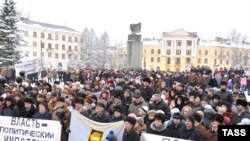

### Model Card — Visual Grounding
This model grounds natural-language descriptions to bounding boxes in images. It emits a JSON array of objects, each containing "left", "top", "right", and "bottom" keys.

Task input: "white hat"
[
  {"left": 156, "top": 110, "right": 165, "bottom": 115},
  {"left": 139, "top": 106, "right": 149, "bottom": 115}
]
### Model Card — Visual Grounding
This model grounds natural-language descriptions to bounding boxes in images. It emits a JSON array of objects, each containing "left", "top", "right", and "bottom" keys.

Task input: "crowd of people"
[{"left": 0, "top": 66, "right": 250, "bottom": 141}]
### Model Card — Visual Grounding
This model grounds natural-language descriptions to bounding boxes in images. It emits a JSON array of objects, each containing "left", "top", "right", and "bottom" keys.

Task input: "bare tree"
[
  {"left": 99, "top": 31, "right": 110, "bottom": 68},
  {"left": 227, "top": 28, "right": 241, "bottom": 67}
]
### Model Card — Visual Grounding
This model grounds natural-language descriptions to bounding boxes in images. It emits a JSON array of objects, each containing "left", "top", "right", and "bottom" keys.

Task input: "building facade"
[
  {"left": 18, "top": 18, "right": 83, "bottom": 71},
  {"left": 118, "top": 28, "right": 250, "bottom": 71}
]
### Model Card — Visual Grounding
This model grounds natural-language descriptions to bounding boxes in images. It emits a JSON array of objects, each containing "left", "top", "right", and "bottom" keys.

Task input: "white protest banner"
[
  {"left": 69, "top": 110, "right": 124, "bottom": 141},
  {"left": 15, "top": 59, "right": 39, "bottom": 75},
  {"left": 141, "top": 132, "right": 192, "bottom": 141},
  {"left": 0, "top": 116, "right": 61, "bottom": 141}
]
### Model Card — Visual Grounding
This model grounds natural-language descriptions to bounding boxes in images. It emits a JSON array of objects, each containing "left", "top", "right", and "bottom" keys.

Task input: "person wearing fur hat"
[
  {"left": 134, "top": 117, "right": 147, "bottom": 136},
  {"left": 145, "top": 110, "right": 156, "bottom": 130},
  {"left": 193, "top": 112, "right": 207, "bottom": 136},
  {"left": 230, "top": 99, "right": 250, "bottom": 125},
  {"left": 20, "top": 97, "right": 36, "bottom": 118},
  {"left": 110, "top": 105, "right": 124, "bottom": 122},
  {"left": 128, "top": 90, "right": 149, "bottom": 116},
  {"left": 140, "top": 77, "right": 153, "bottom": 102},
  {"left": 147, "top": 113, "right": 168, "bottom": 136},
  {"left": 166, "top": 112, "right": 184, "bottom": 138},
  {"left": 90, "top": 102, "right": 110, "bottom": 123},
  {"left": 214, "top": 80, "right": 233, "bottom": 104},
  {"left": 107, "top": 93, "right": 125, "bottom": 116},
  {"left": 1, "top": 96, "right": 20, "bottom": 117},
  {"left": 203, "top": 114, "right": 224, "bottom": 141},
  {"left": 74, "top": 97, "right": 89, "bottom": 118},
  {"left": 177, "top": 115, "right": 203, "bottom": 141},
  {"left": 122, "top": 116, "right": 140, "bottom": 141}
]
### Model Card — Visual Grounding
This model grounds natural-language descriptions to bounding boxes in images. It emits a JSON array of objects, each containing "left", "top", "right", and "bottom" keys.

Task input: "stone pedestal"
[{"left": 127, "top": 34, "right": 142, "bottom": 68}]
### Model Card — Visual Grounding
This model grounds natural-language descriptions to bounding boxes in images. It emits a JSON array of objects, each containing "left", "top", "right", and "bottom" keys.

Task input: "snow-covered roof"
[
  {"left": 143, "top": 40, "right": 161, "bottom": 46},
  {"left": 199, "top": 39, "right": 250, "bottom": 49},
  {"left": 17, "top": 18, "right": 80, "bottom": 34}
]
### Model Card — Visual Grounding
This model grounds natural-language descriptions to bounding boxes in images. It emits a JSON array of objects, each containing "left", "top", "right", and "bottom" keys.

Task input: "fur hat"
[
  {"left": 124, "top": 116, "right": 136, "bottom": 126},
  {"left": 220, "top": 81, "right": 227, "bottom": 86},
  {"left": 154, "top": 113, "right": 165, "bottom": 123},
  {"left": 147, "top": 110, "right": 157, "bottom": 116},
  {"left": 57, "top": 97, "right": 65, "bottom": 103},
  {"left": 114, "top": 105, "right": 123, "bottom": 114},
  {"left": 193, "top": 113, "right": 202, "bottom": 122},
  {"left": 143, "top": 77, "right": 151, "bottom": 84},
  {"left": 214, "top": 114, "right": 224, "bottom": 124},
  {"left": 55, "top": 108, "right": 65, "bottom": 120},
  {"left": 186, "top": 115, "right": 195, "bottom": 125},
  {"left": 106, "top": 131, "right": 116, "bottom": 141},
  {"left": 136, "top": 117, "right": 144, "bottom": 124},
  {"left": 75, "top": 97, "right": 84, "bottom": 104},
  {"left": 236, "top": 99, "right": 248, "bottom": 107},
  {"left": 24, "top": 97, "right": 33, "bottom": 104}
]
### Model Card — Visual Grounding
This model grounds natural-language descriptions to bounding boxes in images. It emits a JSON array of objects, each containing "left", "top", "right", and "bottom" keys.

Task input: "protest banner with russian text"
[{"left": 141, "top": 132, "right": 192, "bottom": 141}]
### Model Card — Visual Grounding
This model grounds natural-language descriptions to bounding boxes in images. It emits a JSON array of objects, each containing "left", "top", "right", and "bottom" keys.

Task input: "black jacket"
[
  {"left": 122, "top": 129, "right": 140, "bottom": 141},
  {"left": 177, "top": 126, "right": 204, "bottom": 141},
  {"left": 166, "top": 120, "right": 184, "bottom": 138},
  {"left": 140, "top": 86, "right": 153, "bottom": 102},
  {"left": 230, "top": 110, "right": 250, "bottom": 125},
  {"left": 149, "top": 100, "right": 171, "bottom": 120},
  {"left": 20, "top": 105, "right": 37, "bottom": 118},
  {"left": 90, "top": 111, "right": 110, "bottom": 123}
]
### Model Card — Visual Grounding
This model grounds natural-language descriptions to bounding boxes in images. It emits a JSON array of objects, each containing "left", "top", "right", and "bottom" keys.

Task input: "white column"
[
  {"left": 164, "top": 40, "right": 166, "bottom": 55},
  {"left": 172, "top": 40, "right": 175, "bottom": 56},
  {"left": 184, "top": 40, "right": 187, "bottom": 56},
  {"left": 193, "top": 39, "right": 197, "bottom": 57},
  {"left": 182, "top": 40, "right": 185, "bottom": 56},
  {"left": 161, "top": 40, "right": 165, "bottom": 55}
]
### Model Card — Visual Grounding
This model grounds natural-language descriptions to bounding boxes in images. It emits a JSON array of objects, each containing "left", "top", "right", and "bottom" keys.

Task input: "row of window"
[
  {"left": 32, "top": 52, "right": 76, "bottom": 59},
  {"left": 197, "top": 58, "right": 230, "bottom": 65},
  {"left": 34, "top": 42, "right": 78, "bottom": 51},
  {"left": 29, "top": 31, "right": 83, "bottom": 42},
  {"left": 165, "top": 40, "right": 193, "bottom": 47},
  {"left": 147, "top": 49, "right": 192, "bottom": 55},
  {"left": 148, "top": 57, "right": 191, "bottom": 64}
]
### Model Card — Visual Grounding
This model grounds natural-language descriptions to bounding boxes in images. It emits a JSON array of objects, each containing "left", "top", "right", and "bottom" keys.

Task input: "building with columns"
[{"left": 17, "top": 18, "right": 83, "bottom": 71}]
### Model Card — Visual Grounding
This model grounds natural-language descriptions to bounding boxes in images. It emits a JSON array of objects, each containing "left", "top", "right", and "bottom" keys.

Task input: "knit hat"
[
  {"left": 136, "top": 117, "right": 144, "bottom": 124},
  {"left": 170, "top": 108, "right": 180, "bottom": 115},
  {"left": 139, "top": 106, "right": 149, "bottom": 115},
  {"left": 114, "top": 105, "right": 123, "bottom": 114},
  {"left": 156, "top": 110, "right": 165, "bottom": 115},
  {"left": 106, "top": 131, "right": 116, "bottom": 141},
  {"left": 186, "top": 115, "right": 195, "bottom": 125},
  {"left": 127, "top": 113, "right": 137, "bottom": 119},
  {"left": 214, "top": 114, "right": 224, "bottom": 124},
  {"left": 224, "top": 116, "right": 231, "bottom": 125},
  {"left": 241, "top": 118, "right": 250, "bottom": 125},
  {"left": 236, "top": 99, "right": 248, "bottom": 107},
  {"left": 173, "top": 112, "right": 182, "bottom": 119},
  {"left": 55, "top": 108, "right": 65, "bottom": 120},
  {"left": 154, "top": 113, "right": 165, "bottom": 123},
  {"left": 193, "top": 113, "right": 202, "bottom": 123},
  {"left": 124, "top": 116, "right": 136, "bottom": 126}
]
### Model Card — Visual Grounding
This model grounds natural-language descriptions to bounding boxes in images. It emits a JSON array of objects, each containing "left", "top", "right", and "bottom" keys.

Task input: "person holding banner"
[
  {"left": 122, "top": 116, "right": 140, "bottom": 141},
  {"left": 1, "top": 96, "right": 20, "bottom": 117}
]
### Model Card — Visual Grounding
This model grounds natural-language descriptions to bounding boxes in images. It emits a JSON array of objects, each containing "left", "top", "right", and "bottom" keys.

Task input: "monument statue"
[{"left": 130, "top": 22, "right": 141, "bottom": 34}]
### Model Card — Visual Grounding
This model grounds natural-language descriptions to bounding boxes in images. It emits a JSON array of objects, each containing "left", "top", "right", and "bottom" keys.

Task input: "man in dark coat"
[
  {"left": 166, "top": 112, "right": 184, "bottom": 138},
  {"left": 90, "top": 102, "right": 110, "bottom": 123},
  {"left": 122, "top": 116, "right": 140, "bottom": 141},
  {"left": 177, "top": 115, "right": 204, "bottom": 141},
  {"left": 149, "top": 93, "right": 171, "bottom": 120},
  {"left": 20, "top": 97, "right": 36, "bottom": 118},
  {"left": 230, "top": 99, "right": 250, "bottom": 125},
  {"left": 147, "top": 112, "right": 168, "bottom": 136},
  {"left": 215, "top": 81, "right": 232, "bottom": 103},
  {"left": 140, "top": 77, "right": 153, "bottom": 102}
]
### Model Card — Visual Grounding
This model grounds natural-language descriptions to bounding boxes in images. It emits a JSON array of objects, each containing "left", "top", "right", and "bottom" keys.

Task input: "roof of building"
[
  {"left": 162, "top": 28, "right": 198, "bottom": 37},
  {"left": 199, "top": 39, "right": 250, "bottom": 49},
  {"left": 18, "top": 18, "right": 80, "bottom": 34},
  {"left": 143, "top": 39, "right": 161, "bottom": 46}
]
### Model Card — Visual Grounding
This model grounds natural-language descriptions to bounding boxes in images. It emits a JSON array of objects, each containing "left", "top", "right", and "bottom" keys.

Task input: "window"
[
  {"left": 75, "top": 46, "right": 78, "bottom": 51},
  {"left": 151, "top": 57, "right": 154, "bottom": 62},
  {"left": 143, "top": 57, "right": 146, "bottom": 67},
  {"left": 62, "top": 36, "right": 65, "bottom": 41},
  {"left": 48, "top": 53, "right": 51, "bottom": 58},
  {"left": 214, "top": 59, "right": 217, "bottom": 64},
  {"left": 187, "top": 40, "right": 192, "bottom": 46},
  {"left": 33, "top": 52, "right": 37, "bottom": 57},
  {"left": 48, "top": 34, "right": 52, "bottom": 39},
  {"left": 220, "top": 59, "right": 222, "bottom": 64},
  {"left": 33, "top": 42, "right": 37, "bottom": 47},
  {"left": 41, "top": 33, "right": 44, "bottom": 38},
  {"left": 62, "top": 54, "right": 65, "bottom": 59},
  {"left": 176, "top": 40, "right": 182, "bottom": 46},
  {"left": 215, "top": 50, "right": 217, "bottom": 56},
  {"left": 167, "top": 40, "right": 172, "bottom": 46},
  {"left": 55, "top": 35, "right": 59, "bottom": 40},
  {"left": 41, "top": 52, "right": 44, "bottom": 57},
  {"left": 186, "top": 50, "right": 191, "bottom": 55},
  {"left": 198, "top": 50, "right": 202, "bottom": 55},
  {"left": 68, "top": 36, "right": 72, "bottom": 42},
  {"left": 157, "top": 49, "right": 161, "bottom": 54},
  {"left": 62, "top": 45, "right": 65, "bottom": 50},
  {"left": 198, "top": 58, "right": 201, "bottom": 64},
  {"left": 68, "top": 54, "right": 71, "bottom": 59},
  {"left": 176, "top": 50, "right": 181, "bottom": 55},
  {"left": 227, "top": 51, "right": 229, "bottom": 56},
  {"left": 144, "top": 49, "right": 146, "bottom": 54},
  {"left": 41, "top": 42, "right": 44, "bottom": 48},
  {"left": 55, "top": 44, "right": 59, "bottom": 49},
  {"left": 205, "top": 50, "right": 208, "bottom": 55},
  {"left": 157, "top": 57, "right": 160, "bottom": 62},
  {"left": 167, "top": 58, "right": 171, "bottom": 64},
  {"left": 33, "top": 32, "right": 37, "bottom": 38},
  {"left": 226, "top": 60, "right": 229, "bottom": 65},
  {"left": 204, "top": 58, "right": 208, "bottom": 64},
  {"left": 55, "top": 53, "right": 58, "bottom": 59},
  {"left": 75, "top": 37, "right": 78, "bottom": 42},
  {"left": 176, "top": 58, "right": 181, "bottom": 64},
  {"left": 48, "top": 43, "right": 52, "bottom": 49},
  {"left": 186, "top": 58, "right": 191, "bottom": 63},
  {"left": 151, "top": 49, "right": 154, "bottom": 54},
  {"left": 69, "top": 45, "right": 72, "bottom": 51},
  {"left": 166, "top": 50, "right": 171, "bottom": 55}
]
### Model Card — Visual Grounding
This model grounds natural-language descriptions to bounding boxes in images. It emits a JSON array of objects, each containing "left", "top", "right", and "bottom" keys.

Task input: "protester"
[
  {"left": 33, "top": 101, "right": 51, "bottom": 120},
  {"left": 122, "top": 116, "right": 140, "bottom": 141}
]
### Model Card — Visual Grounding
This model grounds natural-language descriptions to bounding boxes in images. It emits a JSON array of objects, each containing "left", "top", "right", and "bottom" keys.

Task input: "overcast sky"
[{"left": 4, "top": 0, "right": 250, "bottom": 45}]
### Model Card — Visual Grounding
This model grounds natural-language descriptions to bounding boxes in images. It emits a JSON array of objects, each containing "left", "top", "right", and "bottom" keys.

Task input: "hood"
[{"left": 150, "top": 122, "right": 167, "bottom": 132}]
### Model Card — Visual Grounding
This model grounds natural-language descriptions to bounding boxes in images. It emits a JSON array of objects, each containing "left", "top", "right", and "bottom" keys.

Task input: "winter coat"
[
  {"left": 203, "top": 129, "right": 218, "bottom": 141},
  {"left": 140, "top": 86, "right": 153, "bottom": 102},
  {"left": 1, "top": 105, "right": 20, "bottom": 117},
  {"left": 215, "top": 89, "right": 233, "bottom": 103},
  {"left": 177, "top": 126, "right": 204, "bottom": 141},
  {"left": 90, "top": 111, "right": 110, "bottom": 123},
  {"left": 208, "top": 78, "right": 218, "bottom": 88},
  {"left": 230, "top": 110, "right": 250, "bottom": 125},
  {"left": 196, "top": 123, "right": 207, "bottom": 136},
  {"left": 110, "top": 115, "right": 124, "bottom": 122},
  {"left": 122, "top": 129, "right": 140, "bottom": 141},
  {"left": 147, "top": 122, "right": 168, "bottom": 136},
  {"left": 166, "top": 120, "right": 184, "bottom": 138},
  {"left": 32, "top": 111, "right": 52, "bottom": 120},
  {"left": 20, "top": 105, "right": 37, "bottom": 118},
  {"left": 149, "top": 100, "right": 171, "bottom": 120},
  {"left": 128, "top": 100, "right": 148, "bottom": 116},
  {"left": 122, "top": 97, "right": 132, "bottom": 115}
]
